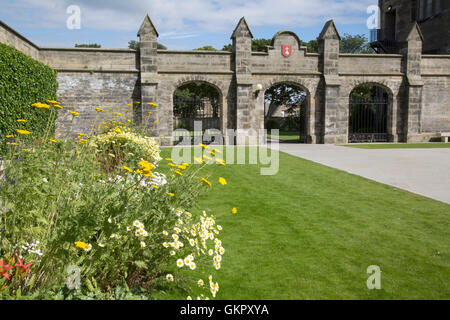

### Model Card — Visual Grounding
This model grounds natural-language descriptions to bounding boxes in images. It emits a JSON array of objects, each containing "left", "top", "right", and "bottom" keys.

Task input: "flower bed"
[{"left": 0, "top": 101, "right": 227, "bottom": 300}]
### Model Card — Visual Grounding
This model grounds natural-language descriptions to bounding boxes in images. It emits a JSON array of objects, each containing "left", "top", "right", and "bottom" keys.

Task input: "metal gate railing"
[
  {"left": 349, "top": 97, "right": 388, "bottom": 143},
  {"left": 173, "top": 96, "right": 220, "bottom": 145}
]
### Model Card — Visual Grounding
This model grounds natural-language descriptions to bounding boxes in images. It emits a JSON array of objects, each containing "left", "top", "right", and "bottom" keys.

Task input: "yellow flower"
[
  {"left": 147, "top": 102, "right": 158, "bottom": 107},
  {"left": 212, "top": 148, "right": 222, "bottom": 154},
  {"left": 168, "top": 193, "right": 175, "bottom": 197},
  {"left": 68, "top": 110, "right": 80, "bottom": 116},
  {"left": 16, "top": 119, "right": 27, "bottom": 123},
  {"left": 113, "top": 127, "right": 122, "bottom": 133},
  {"left": 200, "top": 143, "right": 208, "bottom": 149},
  {"left": 232, "top": 208, "right": 238, "bottom": 214},
  {"left": 49, "top": 139, "right": 58, "bottom": 143},
  {"left": 218, "top": 177, "right": 227, "bottom": 185},
  {"left": 174, "top": 170, "right": 183, "bottom": 176},
  {"left": 95, "top": 108, "right": 104, "bottom": 112},
  {"left": 6, "top": 142, "right": 18, "bottom": 146},
  {"left": 32, "top": 102, "right": 50, "bottom": 109},
  {"left": 54, "top": 105, "right": 63, "bottom": 109},
  {"left": 16, "top": 129, "right": 31, "bottom": 135},
  {"left": 123, "top": 166, "right": 133, "bottom": 173},
  {"left": 113, "top": 112, "right": 122, "bottom": 116},
  {"left": 74, "top": 241, "right": 89, "bottom": 250},
  {"left": 194, "top": 157, "right": 204, "bottom": 164},
  {"left": 152, "top": 185, "right": 159, "bottom": 189},
  {"left": 154, "top": 120, "right": 159, "bottom": 124},
  {"left": 201, "top": 178, "right": 212, "bottom": 188},
  {"left": 6, "top": 135, "right": 14, "bottom": 138}
]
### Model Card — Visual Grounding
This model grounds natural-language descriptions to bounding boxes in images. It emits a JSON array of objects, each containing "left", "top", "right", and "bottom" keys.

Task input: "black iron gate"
[
  {"left": 349, "top": 97, "right": 388, "bottom": 143},
  {"left": 173, "top": 96, "right": 220, "bottom": 144}
]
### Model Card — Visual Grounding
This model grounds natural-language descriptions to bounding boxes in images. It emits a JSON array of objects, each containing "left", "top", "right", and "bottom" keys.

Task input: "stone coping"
[
  {"left": 0, "top": 20, "right": 39, "bottom": 50},
  {"left": 40, "top": 47, "right": 136, "bottom": 53}
]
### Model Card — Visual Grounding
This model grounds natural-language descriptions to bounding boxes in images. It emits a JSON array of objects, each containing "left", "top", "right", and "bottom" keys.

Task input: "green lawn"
[
  {"left": 342, "top": 143, "right": 450, "bottom": 149},
  {"left": 267, "top": 131, "right": 300, "bottom": 142},
  {"left": 158, "top": 147, "right": 450, "bottom": 300}
]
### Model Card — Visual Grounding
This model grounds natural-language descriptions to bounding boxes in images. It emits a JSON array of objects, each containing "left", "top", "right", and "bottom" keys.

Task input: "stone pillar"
[
  {"left": 318, "top": 20, "right": 344, "bottom": 144},
  {"left": 138, "top": 15, "right": 167, "bottom": 143},
  {"left": 401, "top": 23, "right": 424, "bottom": 143},
  {"left": 232, "top": 17, "right": 262, "bottom": 145}
]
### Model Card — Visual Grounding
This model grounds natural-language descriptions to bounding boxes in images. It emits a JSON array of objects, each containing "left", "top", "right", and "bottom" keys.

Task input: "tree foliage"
[
  {"left": 194, "top": 46, "right": 217, "bottom": 51},
  {"left": 128, "top": 41, "right": 167, "bottom": 50},
  {"left": 339, "top": 33, "right": 373, "bottom": 54},
  {"left": 265, "top": 84, "right": 307, "bottom": 117}
]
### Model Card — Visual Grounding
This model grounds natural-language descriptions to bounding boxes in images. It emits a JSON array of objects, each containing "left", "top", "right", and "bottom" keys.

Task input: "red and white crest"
[{"left": 282, "top": 45, "right": 292, "bottom": 58}]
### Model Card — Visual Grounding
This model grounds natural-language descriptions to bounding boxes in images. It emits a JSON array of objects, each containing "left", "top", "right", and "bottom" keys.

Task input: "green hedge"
[{"left": 0, "top": 43, "right": 58, "bottom": 153}]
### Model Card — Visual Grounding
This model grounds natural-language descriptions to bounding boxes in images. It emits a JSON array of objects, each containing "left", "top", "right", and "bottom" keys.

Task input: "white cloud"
[{"left": 3, "top": 0, "right": 376, "bottom": 34}]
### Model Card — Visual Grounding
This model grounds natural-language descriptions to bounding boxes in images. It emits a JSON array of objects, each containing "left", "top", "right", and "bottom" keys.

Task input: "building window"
[
  {"left": 411, "top": 0, "right": 417, "bottom": 21},
  {"left": 417, "top": 0, "right": 441, "bottom": 21}
]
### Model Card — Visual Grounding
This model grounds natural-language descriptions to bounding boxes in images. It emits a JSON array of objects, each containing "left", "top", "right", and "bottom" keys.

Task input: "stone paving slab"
[{"left": 272, "top": 144, "right": 450, "bottom": 205}]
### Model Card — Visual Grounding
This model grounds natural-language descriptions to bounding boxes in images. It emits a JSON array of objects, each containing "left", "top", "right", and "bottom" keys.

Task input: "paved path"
[{"left": 272, "top": 143, "right": 450, "bottom": 205}]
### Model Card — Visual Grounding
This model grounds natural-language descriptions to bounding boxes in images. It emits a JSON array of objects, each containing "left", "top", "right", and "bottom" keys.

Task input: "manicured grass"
[
  {"left": 159, "top": 147, "right": 450, "bottom": 300},
  {"left": 268, "top": 131, "right": 300, "bottom": 142},
  {"left": 341, "top": 143, "right": 450, "bottom": 149}
]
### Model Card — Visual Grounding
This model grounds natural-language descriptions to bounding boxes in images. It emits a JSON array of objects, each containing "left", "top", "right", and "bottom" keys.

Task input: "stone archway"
[
  {"left": 347, "top": 82, "right": 394, "bottom": 143},
  {"left": 257, "top": 80, "right": 313, "bottom": 143},
  {"left": 170, "top": 78, "right": 225, "bottom": 145}
]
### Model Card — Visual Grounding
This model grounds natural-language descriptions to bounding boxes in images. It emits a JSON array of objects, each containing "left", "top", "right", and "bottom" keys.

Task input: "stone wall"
[
  {"left": 55, "top": 72, "right": 140, "bottom": 137},
  {"left": 379, "top": 0, "right": 450, "bottom": 54},
  {"left": 0, "top": 21, "right": 40, "bottom": 60},
  {"left": 1, "top": 15, "right": 450, "bottom": 145}
]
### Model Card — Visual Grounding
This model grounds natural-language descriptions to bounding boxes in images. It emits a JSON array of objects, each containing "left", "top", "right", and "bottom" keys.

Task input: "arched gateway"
[
  {"left": 134, "top": 16, "right": 449, "bottom": 145},
  {"left": 2, "top": 15, "right": 449, "bottom": 145}
]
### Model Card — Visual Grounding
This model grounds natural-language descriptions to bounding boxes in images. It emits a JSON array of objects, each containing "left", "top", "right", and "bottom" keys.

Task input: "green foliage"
[
  {"left": 194, "top": 46, "right": 217, "bottom": 51},
  {"left": 1, "top": 117, "right": 226, "bottom": 300},
  {"left": 340, "top": 33, "right": 373, "bottom": 54},
  {"left": 88, "top": 128, "right": 162, "bottom": 172},
  {"left": 75, "top": 44, "right": 102, "bottom": 48},
  {"left": 251, "top": 39, "right": 272, "bottom": 52},
  {"left": 302, "top": 39, "right": 318, "bottom": 53},
  {"left": 128, "top": 41, "right": 167, "bottom": 50},
  {"left": 350, "top": 83, "right": 378, "bottom": 99},
  {"left": 222, "top": 44, "right": 232, "bottom": 51},
  {"left": 0, "top": 43, "right": 58, "bottom": 155}
]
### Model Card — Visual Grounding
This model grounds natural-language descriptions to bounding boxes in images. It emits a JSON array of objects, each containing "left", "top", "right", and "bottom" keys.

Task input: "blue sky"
[{"left": 0, "top": 0, "right": 377, "bottom": 50}]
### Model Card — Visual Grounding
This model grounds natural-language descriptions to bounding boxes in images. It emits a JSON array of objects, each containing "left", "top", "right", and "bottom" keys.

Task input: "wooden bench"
[{"left": 441, "top": 132, "right": 450, "bottom": 143}]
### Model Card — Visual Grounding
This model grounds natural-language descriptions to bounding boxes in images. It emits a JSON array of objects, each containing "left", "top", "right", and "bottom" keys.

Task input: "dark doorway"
[
  {"left": 349, "top": 84, "right": 389, "bottom": 143},
  {"left": 173, "top": 82, "right": 221, "bottom": 145}
]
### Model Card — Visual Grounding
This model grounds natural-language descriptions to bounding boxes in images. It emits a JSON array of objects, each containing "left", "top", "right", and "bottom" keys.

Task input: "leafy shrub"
[
  {"left": 0, "top": 43, "right": 58, "bottom": 154},
  {"left": 88, "top": 128, "right": 162, "bottom": 172}
]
